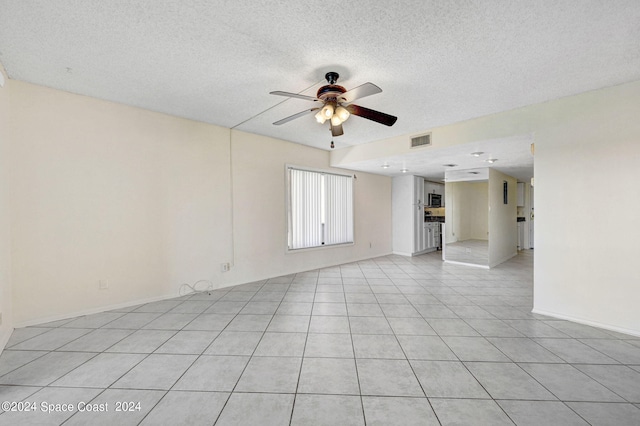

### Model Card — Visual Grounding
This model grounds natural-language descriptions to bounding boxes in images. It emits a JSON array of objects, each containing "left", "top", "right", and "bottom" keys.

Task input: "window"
[{"left": 287, "top": 166, "right": 354, "bottom": 250}]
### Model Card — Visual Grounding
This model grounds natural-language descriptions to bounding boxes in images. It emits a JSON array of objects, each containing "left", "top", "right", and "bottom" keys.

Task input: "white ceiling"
[
  {"left": 1, "top": 1, "right": 639, "bottom": 178},
  {"left": 341, "top": 134, "right": 535, "bottom": 181}
]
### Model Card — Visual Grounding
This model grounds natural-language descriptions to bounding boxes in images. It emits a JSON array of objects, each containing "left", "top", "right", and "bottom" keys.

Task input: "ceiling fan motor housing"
[
  {"left": 317, "top": 85, "right": 346, "bottom": 102},
  {"left": 317, "top": 72, "right": 346, "bottom": 102}
]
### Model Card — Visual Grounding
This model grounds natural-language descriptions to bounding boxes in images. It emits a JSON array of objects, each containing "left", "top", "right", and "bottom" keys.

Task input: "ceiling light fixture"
[
  {"left": 471, "top": 152, "right": 484, "bottom": 157},
  {"left": 485, "top": 159, "right": 498, "bottom": 164},
  {"left": 468, "top": 171, "right": 479, "bottom": 174},
  {"left": 335, "top": 106, "right": 350, "bottom": 122},
  {"left": 381, "top": 164, "right": 390, "bottom": 169},
  {"left": 400, "top": 168, "right": 409, "bottom": 173},
  {"left": 321, "top": 103, "right": 334, "bottom": 119},
  {"left": 443, "top": 164, "right": 458, "bottom": 167}
]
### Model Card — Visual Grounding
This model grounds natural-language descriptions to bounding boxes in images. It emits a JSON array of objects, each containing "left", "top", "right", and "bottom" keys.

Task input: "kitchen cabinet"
[
  {"left": 424, "top": 180, "right": 445, "bottom": 207},
  {"left": 414, "top": 176, "right": 425, "bottom": 206},
  {"left": 423, "top": 223, "right": 430, "bottom": 251},
  {"left": 392, "top": 175, "right": 441, "bottom": 255},
  {"left": 433, "top": 223, "right": 441, "bottom": 249},
  {"left": 393, "top": 175, "right": 428, "bottom": 256},
  {"left": 423, "top": 222, "right": 441, "bottom": 251},
  {"left": 413, "top": 176, "right": 425, "bottom": 253}
]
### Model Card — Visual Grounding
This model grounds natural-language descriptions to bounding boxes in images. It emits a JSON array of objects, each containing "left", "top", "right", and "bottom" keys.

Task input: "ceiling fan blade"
[
  {"left": 273, "top": 108, "right": 319, "bottom": 125},
  {"left": 346, "top": 104, "right": 397, "bottom": 126},
  {"left": 339, "top": 82, "right": 382, "bottom": 103},
  {"left": 331, "top": 122, "right": 344, "bottom": 137},
  {"left": 270, "top": 91, "right": 321, "bottom": 102}
]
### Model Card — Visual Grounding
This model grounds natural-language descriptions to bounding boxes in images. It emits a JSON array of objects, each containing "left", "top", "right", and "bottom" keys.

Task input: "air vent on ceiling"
[{"left": 410, "top": 133, "right": 431, "bottom": 148}]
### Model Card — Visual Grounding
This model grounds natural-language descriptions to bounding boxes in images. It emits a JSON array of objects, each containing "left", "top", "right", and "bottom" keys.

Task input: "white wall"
[
  {"left": 488, "top": 169, "right": 517, "bottom": 267},
  {"left": 6, "top": 80, "right": 392, "bottom": 328},
  {"left": 0, "top": 63, "right": 13, "bottom": 350},
  {"left": 533, "top": 82, "right": 640, "bottom": 336}
]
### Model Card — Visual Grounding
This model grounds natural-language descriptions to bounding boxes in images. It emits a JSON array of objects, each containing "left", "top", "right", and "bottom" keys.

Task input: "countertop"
[{"left": 425, "top": 216, "right": 445, "bottom": 223}]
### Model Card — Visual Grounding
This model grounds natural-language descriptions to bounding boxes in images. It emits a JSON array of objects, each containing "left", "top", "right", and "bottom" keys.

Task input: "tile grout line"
[{"left": 288, "top": 270, "right": 320, "bottom": 426}]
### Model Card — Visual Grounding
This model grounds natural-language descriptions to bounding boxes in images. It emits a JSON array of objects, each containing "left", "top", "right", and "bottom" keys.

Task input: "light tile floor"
[{"left": 1, "top": 250, "right": 640, "bottom": 425}]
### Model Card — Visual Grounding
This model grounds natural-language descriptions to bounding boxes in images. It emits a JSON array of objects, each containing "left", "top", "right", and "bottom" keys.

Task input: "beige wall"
[
  {"left": 460, "top": 182, "right": 489, "bottom": 241},
  {"left": 7, "top": 80, "right": 392, "bottom": 327},
  {"left": 445, "top": 181, "right": 488, "bottom": 243},
  {"left": 0, "top": 63, "right": 13, "bottom": 348},
  {"left": 534, "top": 82, "right": 640, "bottom": 336},
  {"left": 9, "top": 80, "right": 234, "bottom": 325},
  {"left": 488, "top": 169, "right": 517, "bottom": 267},
  {"left": 228, "top": 131, "right": 391, "bottom": 283}
]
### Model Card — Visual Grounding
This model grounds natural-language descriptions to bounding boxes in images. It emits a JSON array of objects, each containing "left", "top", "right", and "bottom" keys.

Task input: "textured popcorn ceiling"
[{"left": 1, "top": 0, "right": 639, "bottom": 159}]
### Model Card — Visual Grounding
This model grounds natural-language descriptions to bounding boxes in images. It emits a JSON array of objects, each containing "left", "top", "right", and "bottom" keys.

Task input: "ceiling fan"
[{"left": 270, "top": 72, "right": 397, "bottom": 137}]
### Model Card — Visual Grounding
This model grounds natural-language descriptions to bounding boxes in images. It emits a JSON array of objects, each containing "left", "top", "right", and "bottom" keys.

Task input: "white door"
[{"left": 414, "top": 205, "right": 424, "bottom": 253}]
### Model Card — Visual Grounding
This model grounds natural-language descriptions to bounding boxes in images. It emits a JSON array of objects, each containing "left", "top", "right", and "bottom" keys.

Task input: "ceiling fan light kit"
[{"left": 270, "top": 72, "right": 397, "bottom": 138}]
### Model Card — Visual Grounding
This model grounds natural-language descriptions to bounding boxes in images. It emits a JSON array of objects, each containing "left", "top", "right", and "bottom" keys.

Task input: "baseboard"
[
  {"left": 0, "top": 327, "right": 13, "bottom": 355},
  {"left": 531, "top": 308, "right": 640, "bottom": 338},
  {"left": 412, "top": 248, "right": 437, "bottom": 257},
  {"left": 443, "top": 259, "right": 490, "bottom": 269},
  {"left": 392, "top": 249, "right": 437, "bottom": 257},
  {"left": 489, "top": 252, "right": 517, "bottom": 268},
  {"left": 14, "top": 251, "right": 397, "bottom": 329},
  {"left": 14, "top": 293, "right": 180, "bottom": 328}
]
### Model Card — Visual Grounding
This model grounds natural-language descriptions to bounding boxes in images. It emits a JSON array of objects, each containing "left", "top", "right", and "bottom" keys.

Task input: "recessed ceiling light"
[
  {"left": 468, "top": 171, "right": 479, "bottom": 174},
  {"left": 443, "top": 164, "right": 458, "bottom": 167},
  {"left": 485, "top": 159, "right": 498, "bottom": 164},
  {"left": 381, "top": 164, "right": 390, "bottom": 169},
  {"left": 400, "top": 168, "right": 409, "bottom": 173},
  {"left": 471, "top": 152, "right": 484, "bottom": 157}
]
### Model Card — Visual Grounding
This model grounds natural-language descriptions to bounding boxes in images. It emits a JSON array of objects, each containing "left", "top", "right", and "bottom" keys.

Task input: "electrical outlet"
[
  {"left": 99, "top": 280, "right": 109, "bottom": 290},
  {"left": 221, "top": 263, "right": 231, "bottom": 272}
]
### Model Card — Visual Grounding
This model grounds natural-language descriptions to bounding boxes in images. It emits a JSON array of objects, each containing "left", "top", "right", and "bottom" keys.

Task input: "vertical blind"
[{"left": 289, "top": 167, "right": 354, "bottom": 250}]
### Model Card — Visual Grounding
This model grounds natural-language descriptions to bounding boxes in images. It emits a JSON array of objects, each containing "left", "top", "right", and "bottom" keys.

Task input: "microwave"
[{"left": 427, "top": 193, "right": 442, "bottom": 207}]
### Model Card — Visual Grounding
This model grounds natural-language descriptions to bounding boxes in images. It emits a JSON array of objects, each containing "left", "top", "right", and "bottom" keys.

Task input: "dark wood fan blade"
[
  {"left": 339, "top": 83, "right": 382, "bottom": 103},
  {"left": 331, "top": 123, "right": 344, "bottom": 137},
  {"left": 270, "top": 91, "right": 321, "bottom": 102},
  {"left": 346, "top": 104, "right": 397, "bottom": 126},
  {"left": 273, "top": 108, "right": 319, "bottom": 125}
]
